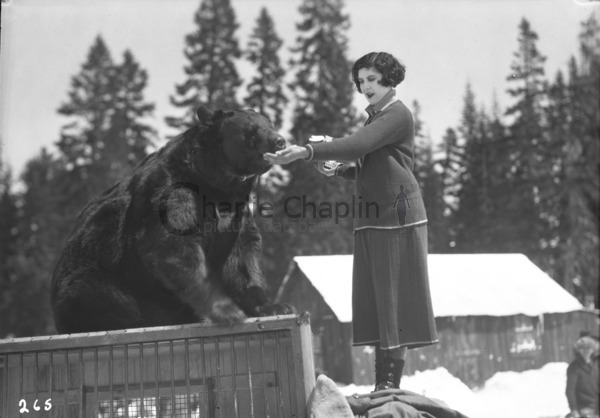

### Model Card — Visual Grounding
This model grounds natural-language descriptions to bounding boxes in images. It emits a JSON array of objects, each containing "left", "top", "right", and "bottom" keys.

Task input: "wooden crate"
[{"left": 0, "top": 313, "right": 315, "bottom": 418}]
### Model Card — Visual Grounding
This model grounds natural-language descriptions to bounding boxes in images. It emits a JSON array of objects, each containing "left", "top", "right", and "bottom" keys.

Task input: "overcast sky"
[{"left": 1, "top": 0, "right": 597, "bottom": 177}]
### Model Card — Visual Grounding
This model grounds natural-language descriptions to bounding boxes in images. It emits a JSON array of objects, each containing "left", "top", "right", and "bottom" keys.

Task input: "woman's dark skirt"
[{"left": 352, "top": 224, "right": 438, "bottom": 350}]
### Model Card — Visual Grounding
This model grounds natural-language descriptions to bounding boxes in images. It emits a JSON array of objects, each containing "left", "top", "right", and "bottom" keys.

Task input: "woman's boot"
[
  {"left": 374, "top": 347, "right": 405, "bottom": 391},
  {"left": 373, "top": 346, "right": 383, "bottom": 392}
]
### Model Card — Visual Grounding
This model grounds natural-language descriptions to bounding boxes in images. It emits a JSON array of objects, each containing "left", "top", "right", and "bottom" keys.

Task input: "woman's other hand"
[
  {"left": 264, "top": 145, "right": 309, "bottom": 165},
  {"left": 316, "top": 161, "right": 337, "bottom": 177}
]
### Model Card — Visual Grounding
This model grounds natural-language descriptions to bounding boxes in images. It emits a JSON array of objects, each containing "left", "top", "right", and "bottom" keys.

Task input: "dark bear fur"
[{"left": 51, "top": 106, "right": 294, "bottom": 334}]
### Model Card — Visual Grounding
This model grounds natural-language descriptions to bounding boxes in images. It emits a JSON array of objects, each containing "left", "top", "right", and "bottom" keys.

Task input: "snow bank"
[
  {"left": 474, "top": 363, "right": 570, "bottom": 418},
  {"left": 338, "top": 363, "right": 570, "bottom": 418}
]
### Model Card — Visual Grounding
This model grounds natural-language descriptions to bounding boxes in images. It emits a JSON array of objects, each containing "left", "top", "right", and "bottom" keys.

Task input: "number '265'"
[{"left": 18, "top": 399, "right": 52, "bottom": 413}]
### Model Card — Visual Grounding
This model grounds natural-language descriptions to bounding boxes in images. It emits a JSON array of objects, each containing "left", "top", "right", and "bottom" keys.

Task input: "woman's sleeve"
[{"left": 310, "top": 107, "right": 413, "bottom": 161}]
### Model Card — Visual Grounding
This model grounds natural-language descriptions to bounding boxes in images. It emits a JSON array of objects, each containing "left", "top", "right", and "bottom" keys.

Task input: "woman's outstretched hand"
[{"left": 263, "top": 145, "right": 309, "bottom": 165}]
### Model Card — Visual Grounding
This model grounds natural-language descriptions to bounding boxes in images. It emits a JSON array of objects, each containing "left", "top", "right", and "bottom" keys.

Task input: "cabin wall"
[
  {"left": 402, "top": 315, "right": 543, "bottom": 387},
  {"left": 277, "top": 271, "right": 354, "bottom": 384},
  {"left": 403, "top": 310, "right": 599, "bottom": 387},
  {"left": 542, "top": 310, "right": 599, "bottom": 363}
]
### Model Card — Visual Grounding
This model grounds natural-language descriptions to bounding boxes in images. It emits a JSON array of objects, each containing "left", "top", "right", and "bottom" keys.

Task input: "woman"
[
  {"left": 264, "top": 51, "right": 438, "bottom": 390},
  {"left": 566, "top": 335, "right": 599, "bottom": 418}
]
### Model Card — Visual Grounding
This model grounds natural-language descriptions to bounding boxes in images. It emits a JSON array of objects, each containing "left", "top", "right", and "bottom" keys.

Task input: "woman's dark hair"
[{"left": 352, "top": 52, "right": 405, "bottom": 93}]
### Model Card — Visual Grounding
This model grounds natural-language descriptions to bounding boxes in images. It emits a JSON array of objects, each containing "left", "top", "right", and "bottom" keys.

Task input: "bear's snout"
[{"left": 274, "top": 136, "right": 286, "bottom": 151}]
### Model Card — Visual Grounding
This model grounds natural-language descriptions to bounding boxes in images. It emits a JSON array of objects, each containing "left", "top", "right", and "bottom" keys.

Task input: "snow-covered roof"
[{"left": 291, "top": 253, "right": 583, "bottom": 322}]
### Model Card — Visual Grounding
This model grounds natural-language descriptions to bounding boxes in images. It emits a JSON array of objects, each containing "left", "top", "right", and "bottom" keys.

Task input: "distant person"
[
  {"left": 566, "top": 335, "right": 599, "bottom": 418},
  {"left": 264, "top": 52, "right": 438, "bottom": 391}
]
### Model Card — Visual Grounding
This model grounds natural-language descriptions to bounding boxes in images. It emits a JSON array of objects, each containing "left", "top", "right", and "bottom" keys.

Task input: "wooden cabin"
[{"left": 275, "top": 253, "right": 599, "bottom": 388}]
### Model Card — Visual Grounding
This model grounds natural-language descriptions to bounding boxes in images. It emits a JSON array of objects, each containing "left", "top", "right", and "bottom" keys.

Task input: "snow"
[
  {"left": 426, "top": 254, "right": 582, "bottom": 317},
  {"left": 294, "top": 255, "right": 354, "bottom": 322},
  {"left": 292, "top": 253, "right": 583, "bottom": 321},
  {"left": 338, "top": 363, "right": 571, "bottom": 418}
]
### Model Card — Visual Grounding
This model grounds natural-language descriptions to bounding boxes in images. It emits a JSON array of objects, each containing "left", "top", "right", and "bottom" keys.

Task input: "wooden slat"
[
  {"left": 0, "top": 314, "right": 300, "bottom": 354},
  {"left": 291, "top": 312, "right": 316, "bottom": 413}
]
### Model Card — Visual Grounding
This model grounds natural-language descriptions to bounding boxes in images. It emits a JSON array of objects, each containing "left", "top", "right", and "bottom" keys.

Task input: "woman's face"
[
  {"left": 579, "top": 346, "right": 595, "bottom": 362},
  {"left": 357, "top": 67, "right": 392, "bottom": 106}
]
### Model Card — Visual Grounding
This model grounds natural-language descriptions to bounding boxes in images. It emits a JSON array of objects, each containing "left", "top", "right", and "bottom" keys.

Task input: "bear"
[{"left": 50, "top": 106, "right": 295, "bottom": 334}]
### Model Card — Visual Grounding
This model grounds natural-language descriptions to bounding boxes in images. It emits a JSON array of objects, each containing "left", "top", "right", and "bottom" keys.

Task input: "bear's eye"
[{"left": 246, "top": 126, "right": 261, "bottom": 149}]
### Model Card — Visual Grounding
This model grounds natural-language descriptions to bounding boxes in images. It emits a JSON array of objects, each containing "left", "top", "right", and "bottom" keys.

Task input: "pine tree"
[
  {"left": 451, "top": 85, "right": 498, "bottom": 252},
  {"left": 2, "top": 150, "right": 63, "bottom": 336},
  {"left": 412, "top": 100, "right": 430, "bottom": 184},
  {"left": 244, "top": 7, "right": 287, "bottom": 130},
  {"left": 551, "top": 14, "right": 600, "bottom": 306},
  {"left": 503, "top": 18, "right": 549, "bottom": 265},
  {"left": 437, "top": 127, "right": 462, "bottom": 250},
  {"left": 574, "top": 14, "right": 600, "bottom": 307},
  {"left": 0, "top": 164, "right": 19, "bottom": 337},
  {"left": 259, "top": 0, "right": 359, "bottom": 291},
  {"left": 106, "top": 49, "right": 156, "bottom": 181},
  {"left": 483, "top": 95, "right": 513, "bottom": 252},
  {"left": 56, "top": 36, "right": 115, "bottom": 171},
  {"left": 575, "top": 13, "right": 600, "bottom": 225},
  {"left": 166, "top": 0, "right": 242, "bottom": 131},
  {"left": 542, "top": 70, "right": 571, "bottom": 285},
  {"left": 288, "top": 0, "right": 359, "bottom": 142},
  {"left": 579, "top": 12, "right": 600, "bottom": 78},
  {"left": 56, "top": 36, "right": 155, "bottom": 207},
  {"left": 506, "top": 19, "right": 547, "bottom": 122},
  {"left": 472, "top": 107, "right": 501, "bottom": 251},
  {"left": 412, "top": 101, "right": 446, "bottom": 252},
  {"left": 451, "top": 84, "right": 476, "bottom": 251}
]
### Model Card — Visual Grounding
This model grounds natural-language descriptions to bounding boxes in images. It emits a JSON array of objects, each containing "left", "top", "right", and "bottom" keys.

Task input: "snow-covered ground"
[{"left": 338, "top": 362, "right": 570, "bottom": 418}]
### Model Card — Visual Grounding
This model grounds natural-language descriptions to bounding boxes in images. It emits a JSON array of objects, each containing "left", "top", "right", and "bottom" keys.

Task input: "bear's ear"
[{"left": 196, "top": 105, "right": 213, "bottom": 122}]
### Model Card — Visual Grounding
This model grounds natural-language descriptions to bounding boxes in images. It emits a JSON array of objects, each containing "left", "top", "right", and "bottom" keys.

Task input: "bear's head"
[{"left": 196, "top": 106, "right": 286, "bottom": 178}]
